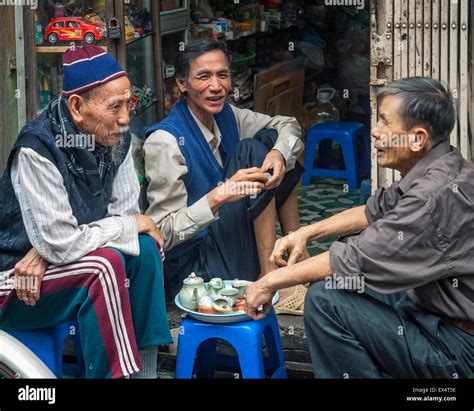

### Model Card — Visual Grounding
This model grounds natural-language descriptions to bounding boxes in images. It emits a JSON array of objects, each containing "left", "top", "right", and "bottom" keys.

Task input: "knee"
[
  {"left": 138, "top": 234, "right": 159, "bottom": 254},
  {"left": 253, "top": 128, "right": 278, "bottom": 148},
  {"left": 304, "top": 280, "right": 347, "bottom": 319},
  {"left": 91, "top": 248, "right": 126, "bottom": 270},
  {"left": 233, "top": 138, "right": 268, "bottom": 166},
  {"left": 136, "top": 234, "right": 164, "bottom": 279},
  {"left": 87, "top": 248, "right": 127, "bottom": 286},
  {"left": 304, "top": 281, "right": 328, "bottom": 316}
]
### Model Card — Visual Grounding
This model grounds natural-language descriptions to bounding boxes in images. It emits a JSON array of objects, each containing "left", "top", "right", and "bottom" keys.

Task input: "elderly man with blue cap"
[{"left": 0, "top": 45, "right": 171, "bottom": 379}]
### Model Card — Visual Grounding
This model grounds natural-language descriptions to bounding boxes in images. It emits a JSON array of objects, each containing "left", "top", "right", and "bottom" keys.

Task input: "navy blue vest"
[
  {"left": 145, "top": 100, "right": 240, "bottom": 259},
  {"left": 0, "top": 111, "right": 130, "bottom": 271}
]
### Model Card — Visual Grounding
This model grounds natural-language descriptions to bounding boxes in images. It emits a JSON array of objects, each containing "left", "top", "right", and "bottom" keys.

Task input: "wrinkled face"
[
  {"left": 177, "top": 50, "right": 231, "bottom": 120},
  {"left": 371, "top": 95, "right": 421, "bottom": 173},
  {"left": 74, "top": 76, "right": 132, "bottom": 146}
]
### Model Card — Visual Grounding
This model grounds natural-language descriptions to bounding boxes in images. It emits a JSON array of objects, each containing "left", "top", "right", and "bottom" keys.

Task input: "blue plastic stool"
[
  {"left": 302, "top": 122, "right": 370, "bottom": 189},
  {"left": 175, "top": 309, "right": 287, "bottom": 379},
  {"left": 359, "top": 179, "right": 372, "bottom": 205},
  {"left": 7, "top": 321, "right": 84, "bottom": 378}
]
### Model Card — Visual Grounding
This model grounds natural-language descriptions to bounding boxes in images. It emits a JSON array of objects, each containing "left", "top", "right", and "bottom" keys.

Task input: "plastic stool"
[
  {"left": 302, "top": 122, "right": 370, "bottom": 189},
  {"left": 175, "top": 309, "right": 287, "bottom": 379},
  {"left": 7, "top": 321, "right": 84, "bottom": 378},
  {"left": 359, "top": 179, "right": 372, "bottom": 205}
]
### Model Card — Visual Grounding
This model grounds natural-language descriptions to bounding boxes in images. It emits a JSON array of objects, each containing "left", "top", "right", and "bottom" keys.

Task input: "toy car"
[
  {"left": 125, "top": 16, "right": 143, "bottom": 42},
  {"left": 43, "top": 17, "right": 106, "bottom": 44},
  {"left": 84, "top": 13, "right": 105, "bottom": 27}
]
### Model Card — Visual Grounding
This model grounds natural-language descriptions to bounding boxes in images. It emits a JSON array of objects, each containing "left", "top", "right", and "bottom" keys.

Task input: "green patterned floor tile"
[
  {"left": 276, "top": 179, "right": 360, "bottom": 255},
  {"left": 294, "top": 179, "right": 361, "bottom": 256}
]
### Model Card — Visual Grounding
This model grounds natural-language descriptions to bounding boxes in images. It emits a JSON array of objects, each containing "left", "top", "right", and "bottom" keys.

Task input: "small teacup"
[
  {"left": 220, "top": 287, "right": 239, "bottom": 306},
  {"left": 231, "top": 279, "right": 250, "bottom": 299},
  {"left": 212, "top": 296, "right": 234, "bottom": 314}
]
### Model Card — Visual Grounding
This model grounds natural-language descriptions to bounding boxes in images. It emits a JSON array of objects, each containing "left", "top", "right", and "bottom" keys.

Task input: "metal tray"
[{"left": 174, "top": 280, "right": 279, "bottom": 323}]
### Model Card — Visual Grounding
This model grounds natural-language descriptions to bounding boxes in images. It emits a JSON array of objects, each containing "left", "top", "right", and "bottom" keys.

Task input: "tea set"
[{"left": 178, "top": 273, "right": 250, "bottom": 315}]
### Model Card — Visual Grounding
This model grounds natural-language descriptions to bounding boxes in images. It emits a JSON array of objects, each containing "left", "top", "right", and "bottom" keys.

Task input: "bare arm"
[
  {"left": 245, "top": 251, "right": 332, "bottom": 320},
  {"left": 302, "top": 205, "right": 369, "bottom": 241},
  {"left": 271, "top": 205, "right": 369, "bottom": 266}
]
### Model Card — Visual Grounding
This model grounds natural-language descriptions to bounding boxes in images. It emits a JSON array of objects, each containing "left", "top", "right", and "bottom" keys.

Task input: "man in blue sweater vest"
[{"left": 144, "top": 39, "right": 308, "bottom": 312}]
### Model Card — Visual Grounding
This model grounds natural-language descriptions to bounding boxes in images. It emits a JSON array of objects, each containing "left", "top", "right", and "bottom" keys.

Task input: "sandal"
[{"left": 274, "top": 284, "right": 307, "bottom": 315}]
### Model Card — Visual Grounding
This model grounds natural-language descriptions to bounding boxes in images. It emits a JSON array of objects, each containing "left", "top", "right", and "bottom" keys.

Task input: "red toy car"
[{"left": 43, "top": 17, "right": 106, "bottom": 44}]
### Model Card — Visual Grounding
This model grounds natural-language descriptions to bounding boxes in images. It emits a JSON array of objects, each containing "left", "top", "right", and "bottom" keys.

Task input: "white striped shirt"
[{"left": 3, "top": 144, "right": 140, "bottom": 272}]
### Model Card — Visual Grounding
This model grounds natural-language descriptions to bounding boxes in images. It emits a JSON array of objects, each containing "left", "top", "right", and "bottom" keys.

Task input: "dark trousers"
[
  {"left": 164, "top": 129, "right": 304, "bottom": 300},
  {"left": 304, "top": 281, "right": 474, "bottom": 378}
]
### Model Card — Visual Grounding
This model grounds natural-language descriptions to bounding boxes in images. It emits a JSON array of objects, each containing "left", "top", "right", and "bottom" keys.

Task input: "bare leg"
[
  {"left": 253, "top": 187, "right": 309, "bottom": 310},
  {"left": 278, "top": 186, "right": 310, "bottom": 260},
  {"left": 276, "top": 186, "right": 310, "bottom": 307},
  {"left": 253, "top": 198, "right": 279, "bottom": 277}
]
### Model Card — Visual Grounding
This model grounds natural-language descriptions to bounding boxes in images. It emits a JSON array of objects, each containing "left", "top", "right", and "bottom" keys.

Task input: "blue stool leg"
[
  {"left": 176, "top": 343, "right": 199, "bottom": 378},
  {"left": 176, "top": 321, "right": 201, "bottom": 379},
  {"left": 359, "top": 179, "right": 372, "bottom": 205},
  {"left": 341, "top": 134, "right": 358, "bottom": 189},
  {"left": 223, "top": 321, "right": 266, "bottom": 378},
  {"left": 359, "top": 131, "right": 371, "bottom": 178},
  {"left": 60, "top": 321, "right": 84, "bottom": 377},
  {"left": 176, "top": 341, "right": 198, "bottom": 378},
  {"left": 195, "top": 338, "right": 217, "bottom": 378},
  {"left": 264, "top": 311, "right": 287, "bottom": 378},
  {"left": 52, "top": 323, "right": 70, "bottom": 375},
  {"left": 236, "top": 344, "right": 265, "bottom": 378},
  {"left": 302, "top": 131, "right": 319, "bottom": 186}
]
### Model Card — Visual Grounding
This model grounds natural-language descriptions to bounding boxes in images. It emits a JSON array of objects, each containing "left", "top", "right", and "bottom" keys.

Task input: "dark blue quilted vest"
[{"left": 0, "top": 111, "right": 130, "bottom": 270}]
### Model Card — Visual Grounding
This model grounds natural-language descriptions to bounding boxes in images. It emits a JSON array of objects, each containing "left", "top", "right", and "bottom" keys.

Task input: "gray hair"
[
  {"left": 174, "top": 39, "right": 231, "bottom": 82},
  {"left": 377, "top": 77, "right": 456, "bottom": 143}
]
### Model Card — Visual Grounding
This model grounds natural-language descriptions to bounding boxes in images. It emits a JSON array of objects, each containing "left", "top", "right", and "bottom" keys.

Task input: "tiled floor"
[{"left": 289, "top": 178, "right": 360, "bottom": 255}]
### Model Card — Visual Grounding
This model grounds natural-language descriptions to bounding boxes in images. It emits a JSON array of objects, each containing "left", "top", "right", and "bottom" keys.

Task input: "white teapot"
[{"left": 178, "top": 272, "right": 208, "bottom": 311}]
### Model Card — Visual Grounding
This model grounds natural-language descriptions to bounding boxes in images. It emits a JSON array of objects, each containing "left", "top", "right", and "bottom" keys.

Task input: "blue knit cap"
[{"left": 62, "top": 44, "right": 127, "bottom": 96}]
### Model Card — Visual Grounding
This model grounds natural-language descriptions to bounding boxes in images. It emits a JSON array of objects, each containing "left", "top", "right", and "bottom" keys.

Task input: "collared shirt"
[
  {"left": 143, "top": 104, "right": 304, "bottom": 251},
  {"left": 3, "top": 144, "right": 140, "bottom": 272},
  {"left": 329, "top": 142, "right": 474, "bottom": 322}
]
